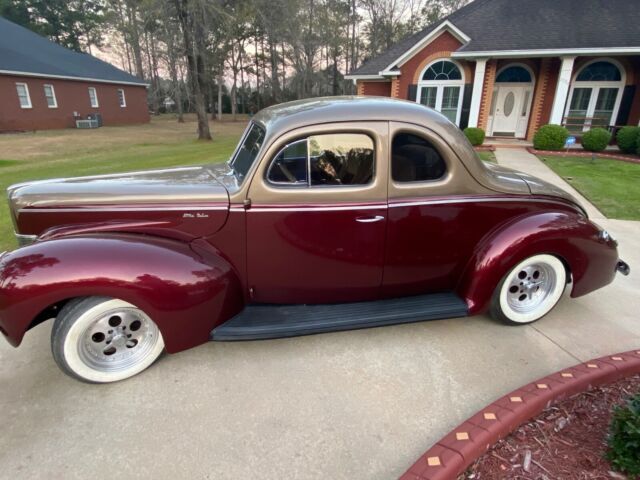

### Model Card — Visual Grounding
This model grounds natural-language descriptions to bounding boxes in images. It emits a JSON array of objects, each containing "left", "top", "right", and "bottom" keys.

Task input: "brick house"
[
  {"left": 0, "top": 16, "right": 149, "bottom": 132},
  {"left": 346, "top": 0, "right": 640, "bottom": 140}
]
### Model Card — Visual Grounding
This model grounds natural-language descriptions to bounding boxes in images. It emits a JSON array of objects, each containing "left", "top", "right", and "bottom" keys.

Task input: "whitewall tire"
[
  {"left": 491, "top": 254, "right": 567, "bottom": 325},
  {"left": 52, "top": 297, "right": 165, "bottom": 383}
]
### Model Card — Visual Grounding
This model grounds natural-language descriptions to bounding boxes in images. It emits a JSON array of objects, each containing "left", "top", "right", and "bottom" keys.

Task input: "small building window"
[
  {"left": 266, "top": 133, "right": 375, "bottom": 187},
  {"left": 392, "top": 133, "right": 446, "bottom": 182},
  {"left": 43, "top": 84, "right": 57, "bottom": 108},
  {"left": 118, "top": 89, "right": 127, "bottom": 107},
  {"left": 15, "top": 83, "right": 32, "bottom": 109},
  {"left": 88, "top": 87, "right": 99, "bottom": 108}
]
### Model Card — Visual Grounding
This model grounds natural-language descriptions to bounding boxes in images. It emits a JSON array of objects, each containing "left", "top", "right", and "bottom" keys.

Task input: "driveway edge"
[{"left": 399, "top": 349, "right": 640, "bottom": 480}]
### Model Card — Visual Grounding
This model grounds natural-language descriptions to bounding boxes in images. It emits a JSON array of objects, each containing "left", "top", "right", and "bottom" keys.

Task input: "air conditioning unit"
[{"left": 76, "top": 119, "right": 99, "bottom": 129}]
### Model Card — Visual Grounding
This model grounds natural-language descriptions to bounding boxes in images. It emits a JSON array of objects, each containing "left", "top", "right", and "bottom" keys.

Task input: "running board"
[{"left": 210, "top": 293, "right": 468, "bottom": 341}]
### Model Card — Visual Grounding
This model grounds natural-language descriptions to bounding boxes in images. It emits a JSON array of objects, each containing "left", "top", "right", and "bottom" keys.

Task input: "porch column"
[
  {"left": 550, "top": 56, "right": 576, "bottom": 125},
  {"left": 468, "top": 58, "right": 487, "bottom": 128}
]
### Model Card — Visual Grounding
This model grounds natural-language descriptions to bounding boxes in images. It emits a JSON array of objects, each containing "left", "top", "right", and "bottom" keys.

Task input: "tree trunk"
[
  {"left": 217, "top": 73, "right": 223, "bottom": 121},
  {"left": 125, "top": 2, "right": 145, "bottom": 79},
  {"left": 174, "top": 0, "right": 211, "bottom": 140}
]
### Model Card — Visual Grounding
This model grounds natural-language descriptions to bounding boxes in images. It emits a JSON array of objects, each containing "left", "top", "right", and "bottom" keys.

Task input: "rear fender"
[
  {"left": 456, "top": 211, "right": 618, "bottom": 314},
  {"left": 0, "top": 234, "right": 243, "bottom": 353}
]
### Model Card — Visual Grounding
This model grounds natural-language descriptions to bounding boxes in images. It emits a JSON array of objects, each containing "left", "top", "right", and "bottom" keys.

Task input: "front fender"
[
  {"left": 0, "top": 234, "right": 243, "bottom": 353},
  {"left": 456, "top": 211, "right": 619, "bottom": 314}
]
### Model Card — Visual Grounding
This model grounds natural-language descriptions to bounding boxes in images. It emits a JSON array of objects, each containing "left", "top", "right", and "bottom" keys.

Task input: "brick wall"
[
  {"left": 477, "top": 60, "right": 497, "bottom": 131},
  {"left": 356, "top": 80, "right": 392, "bottom": 97},
  {"left": 0, "top": 74, "right": 150, "bottom": 131},
  {"left": 399, "top": 31, "right": 469, "bottom": 100}
]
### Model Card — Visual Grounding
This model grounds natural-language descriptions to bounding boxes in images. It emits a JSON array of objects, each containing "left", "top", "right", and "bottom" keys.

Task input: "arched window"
[
  {"left": 566, "top": 60, "right": 624, "bottom": 131},
  {"left": 576, "top": 61, "right": 621, "bottom": 82},
  {"left": 416, "top": 59, "right": 465, "bottom": 125},
  {"left": 496, "top": 66, "right": 532, "bottom": 83},
  {"left": 422, "top": 61, "right": 462, "bottom": 81}
]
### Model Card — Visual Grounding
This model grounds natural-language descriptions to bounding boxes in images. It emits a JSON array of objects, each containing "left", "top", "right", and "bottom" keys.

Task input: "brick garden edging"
[
  {"left": 399, "top": 349, "right": 640, "bottom": 480},
  {"left": 528, "top": 147, "right": 640, "bottom": 164}
]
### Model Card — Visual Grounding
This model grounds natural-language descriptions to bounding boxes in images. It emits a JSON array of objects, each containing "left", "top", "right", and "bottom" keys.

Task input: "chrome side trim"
[
  {"left": 20, "top": 205, "right": 229, "bottom": 213},
  {"left": 248, "top": 204, "right": 387, "bottom": 212},
  {"left": 388, "top": 197, "right": 578, "bottom": 209},
  {"left": 15, "top": 233, "right": 37, "bottom": 247}
]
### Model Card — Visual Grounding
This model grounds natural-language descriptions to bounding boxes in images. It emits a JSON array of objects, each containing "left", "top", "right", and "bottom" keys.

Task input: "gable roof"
[
  {"left": 349, "top": 0, "right": 640, "bottom": 77},
  {"left": 0, "top": 16, "right": 147, "bottom": 86}
]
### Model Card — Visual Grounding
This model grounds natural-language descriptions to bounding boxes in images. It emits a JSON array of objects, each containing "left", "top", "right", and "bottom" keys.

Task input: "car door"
[
  {"left": 383, "top": 122, "right": 491, "bottom": 298},
  {"left": 246, "top": 122, "right": 388, "bottom": 304}
]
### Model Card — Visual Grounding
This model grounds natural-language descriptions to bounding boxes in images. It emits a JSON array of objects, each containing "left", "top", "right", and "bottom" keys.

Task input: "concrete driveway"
[{"left": 1, "top": 150, "right": 638, "bottom": 480}]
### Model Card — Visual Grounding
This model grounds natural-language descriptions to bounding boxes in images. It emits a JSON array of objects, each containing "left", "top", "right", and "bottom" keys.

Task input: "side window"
[
  {"left": 267, "top": 139, "right": 308, "bottom": 185},
  {"left": 392, "top": 133, "right": 446, "bottom": 182},
  {"left": 267, "top": 133, "right": 375, "bottom": 187},
  {"left": 309, "top": 134, "right": 374, "bottom": 186}
]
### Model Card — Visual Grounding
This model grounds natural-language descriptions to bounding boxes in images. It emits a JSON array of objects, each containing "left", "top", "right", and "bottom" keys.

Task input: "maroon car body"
[{"left": 0, "top": 97, "right": 626, "bottom": 358}]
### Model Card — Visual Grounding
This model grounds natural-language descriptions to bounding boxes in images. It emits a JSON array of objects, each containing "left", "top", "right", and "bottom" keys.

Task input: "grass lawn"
[
  {"left": 0, "top": 114, "right": 247, "bottom": 251},
  {"left": 539, "top": 155, "right": 640, "bottom": 221},
  {"left": 477, "top": 150, "right": 496, "bottom": 163}
]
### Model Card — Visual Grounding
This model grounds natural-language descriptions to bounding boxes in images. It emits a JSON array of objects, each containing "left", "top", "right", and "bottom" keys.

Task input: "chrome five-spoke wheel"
[
  {"left": 52, "top": 297, "right": 165, "bottom": 383},
  {"left": 491, "top": 254, "right": 567, "bottom": 325}
]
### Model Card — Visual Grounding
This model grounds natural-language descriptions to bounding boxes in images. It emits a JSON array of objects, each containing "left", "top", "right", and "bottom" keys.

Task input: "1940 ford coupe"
[{"left": 0, "top": 97, "right": 629, "bottom": 383}]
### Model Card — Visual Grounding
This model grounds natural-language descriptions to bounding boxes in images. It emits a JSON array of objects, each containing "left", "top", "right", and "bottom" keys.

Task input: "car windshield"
[{"left": 230, "top": 122, "right": 266, "bottom": 181}]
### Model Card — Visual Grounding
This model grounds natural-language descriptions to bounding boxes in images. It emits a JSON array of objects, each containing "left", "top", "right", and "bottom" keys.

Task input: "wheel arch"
[
  {"left": 0, "top": 233, "right": 244, "bottom": 353},
  {"left": 456, "top": 211, "right": 618, "bottom": 314}
]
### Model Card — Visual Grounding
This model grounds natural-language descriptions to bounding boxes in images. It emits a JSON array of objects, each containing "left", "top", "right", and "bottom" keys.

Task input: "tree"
[
  {"left": 1, "top": 0, "right": 106, "bottom": 52},
  {"left": 174, "top": 0, "right": 212, "bottom": 140}
]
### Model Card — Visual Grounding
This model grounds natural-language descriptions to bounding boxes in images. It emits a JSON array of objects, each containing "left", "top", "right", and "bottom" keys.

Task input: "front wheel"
[
  {"left": 52, "top": 297, "right": 165, "bottom": 383},
  {"left": 491, "top": 254, "right": 567, "bottom": 325}
]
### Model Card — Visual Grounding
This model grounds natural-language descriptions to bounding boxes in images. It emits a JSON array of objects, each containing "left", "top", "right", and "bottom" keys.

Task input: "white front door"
[{"left": 492, "top": 86, "right": 523, "bottom": 135}]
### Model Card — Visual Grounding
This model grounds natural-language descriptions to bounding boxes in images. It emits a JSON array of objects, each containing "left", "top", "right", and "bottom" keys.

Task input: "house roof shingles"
[
  {"left": 350, "top": 0, "right": 640, "bottom": 76},
  {"left": 0, "top": 16, "right": 146, "bottom": 86}
]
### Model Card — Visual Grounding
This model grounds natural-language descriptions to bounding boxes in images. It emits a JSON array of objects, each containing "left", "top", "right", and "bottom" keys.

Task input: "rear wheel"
[
  {"left": 52, "top": 297, "right": 164, "bottom": 383},
  {"left": 491, "top": 254, "right": 567, "bottom": 325}
]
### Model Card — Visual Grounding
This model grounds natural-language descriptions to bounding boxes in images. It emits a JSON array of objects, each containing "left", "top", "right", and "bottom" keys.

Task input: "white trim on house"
[
  {"left": 88, "top": 86, "right": 99, "bottom": 108},
  {"left": 562, "top": 57, "right": 627, "bottom": 131},
  {"left": 549, "top": 56, "right": 576, "bottom": 124},
  {"left": 345, "top": 73, "right": 384, "bottom": 80},
  {"left": 0, "top": 69, "right": 149, "bottom": 87},
  {"left": 468, "top": 58, "right": 487, "bottom": 128},
  {"left": 380, "top": 21, "right": 470, "bottom": 74},
  {"left": 43, "top": 83, "right": 58, "bottom": 108},
  {"left": 15, "top": 82, "right": 32, "bottom": 109},
  {"left": 452, "top": 47, "right": 640, "bottom": 59}
]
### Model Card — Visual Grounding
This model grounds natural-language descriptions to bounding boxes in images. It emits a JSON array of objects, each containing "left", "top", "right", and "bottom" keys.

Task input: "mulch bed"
[
  {"left": 460, "top": 374, "right": 640, "bottom": 480},
  {"left": 527, "top": 148, "right": 640, "bottom": 164}
]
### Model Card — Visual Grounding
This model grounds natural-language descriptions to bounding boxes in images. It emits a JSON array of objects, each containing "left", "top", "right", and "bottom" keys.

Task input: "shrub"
[
  {"left": 582, "top": 127, "right": 611, "bottom": 152},
  {"left": 617, "top": 126, "right": 640, "bottom": 154},
  {"left": 607, "top": 393, "right": 640, "bottom": 478},
  {"left": 637, "top": 132, "right": 640, "bottom": 156},
  {"left": 533, "top": 124, "right": 569, "bottom": 150},
  {"left": 464, "top": 127, "right": 485, "bottom": 146}
]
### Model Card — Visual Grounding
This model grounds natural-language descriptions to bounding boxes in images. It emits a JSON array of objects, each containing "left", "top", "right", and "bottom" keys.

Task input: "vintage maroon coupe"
[{"left": 0, "top": 97, "right": 629, "bottom": 383}]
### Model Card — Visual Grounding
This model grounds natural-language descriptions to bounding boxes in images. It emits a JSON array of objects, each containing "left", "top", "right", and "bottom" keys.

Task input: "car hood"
[
  {"left": 7, "top": 166, "right": 231, "bottom": 240},
  {"left": 8, "top": 166, "right": 229, "bottom": 210}
]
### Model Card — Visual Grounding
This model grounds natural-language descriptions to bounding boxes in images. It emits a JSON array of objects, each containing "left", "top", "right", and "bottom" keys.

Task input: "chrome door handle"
[{"left": 355, "top": 215, "right": 385, "bottom": 223}]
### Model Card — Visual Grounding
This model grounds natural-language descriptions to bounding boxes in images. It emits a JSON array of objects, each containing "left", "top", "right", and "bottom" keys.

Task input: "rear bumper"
[{"left": 616, "top": 260, "right": 630, "bottom": 276}]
